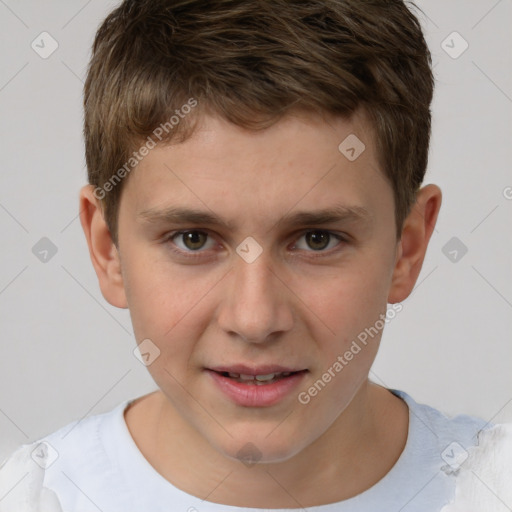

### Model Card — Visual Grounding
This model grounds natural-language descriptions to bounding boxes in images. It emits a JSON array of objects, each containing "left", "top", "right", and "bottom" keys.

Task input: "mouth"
[
  {"left": 214, "top": 370, "right": 305, "bottom": 385},
  {"left": 204, "top": 365, "right": 308, "bottom": 407}
]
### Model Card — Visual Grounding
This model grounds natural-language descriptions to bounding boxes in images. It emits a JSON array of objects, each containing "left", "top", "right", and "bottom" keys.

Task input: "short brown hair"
[{"left": 84, "top": 0, "right": 434, "bottom": 245}]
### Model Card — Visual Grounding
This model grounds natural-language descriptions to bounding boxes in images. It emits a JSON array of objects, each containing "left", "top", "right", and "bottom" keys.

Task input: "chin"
[{"left": 214, "top": 429, "right": 310, "bottom": 466}]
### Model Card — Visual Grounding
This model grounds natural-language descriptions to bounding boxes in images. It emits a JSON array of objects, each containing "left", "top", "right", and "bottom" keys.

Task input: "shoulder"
[
  {"left": 390, "top": 389, "right": 491, "bottom": 481},
  {"left": 0, "top": 398, "right": 133, "bottom": 510},
  {"left": 368, "top": 389, "right": 494, "bottom": 509},
  {"left": 393, "top": 389, "right": 488, "bottom": 447}
]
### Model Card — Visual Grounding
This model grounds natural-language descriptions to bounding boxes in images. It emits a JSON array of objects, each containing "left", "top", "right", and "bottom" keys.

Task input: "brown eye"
[
  {"left": 174, "top": 231, "right": 211, "bottom": 251},
  {"left": 305, "top": 231, "right": 331, "bottom": 251},
  {"left": 293, "top": 230, "right": 344, "bottom": 253},
  {"left": 184, "top": 231, "right": 206, "bottom": 250}
]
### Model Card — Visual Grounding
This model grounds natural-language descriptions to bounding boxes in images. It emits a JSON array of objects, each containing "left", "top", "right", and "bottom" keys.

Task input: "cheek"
[
  {"left": 290, "top": 254, "right": 394, "bottom": 412},
  {"left": 293, "top": 269, "right": 388, "bottom": 423},
  {"left": 122, "top": 253, "right": 229, "bottom": 384},
  {"left": 123, "top": 246, "right": 215, "bottom": 337},
  {"left": 295, "top": 260, "right": 393, "bottom": 348}
]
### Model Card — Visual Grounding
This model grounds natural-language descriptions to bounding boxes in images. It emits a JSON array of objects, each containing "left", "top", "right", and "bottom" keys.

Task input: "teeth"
[
  {"left": 255, "top": 373, "right": 276, "bottom": 381},
  {"left": 223, "top": 371, "right": 294, "bottom": 383}
]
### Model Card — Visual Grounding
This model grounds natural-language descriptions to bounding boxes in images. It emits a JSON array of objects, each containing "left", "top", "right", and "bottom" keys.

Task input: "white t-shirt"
[{"left": 0, "top": 390, "right": 488, "bottom": 512}]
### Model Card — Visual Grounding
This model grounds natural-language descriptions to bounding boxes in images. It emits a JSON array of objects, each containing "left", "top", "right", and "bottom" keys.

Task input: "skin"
[{"left": 79, "top": 109, "right": 441, "bottom": 507}]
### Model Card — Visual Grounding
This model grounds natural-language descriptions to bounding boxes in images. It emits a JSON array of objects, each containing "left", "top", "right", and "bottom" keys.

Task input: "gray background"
[{"left": 0, "top": 0, "right": 511, "bottom": 461}]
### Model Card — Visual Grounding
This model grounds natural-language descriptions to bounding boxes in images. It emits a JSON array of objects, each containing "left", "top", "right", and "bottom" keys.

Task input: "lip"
[
  {"left": 208, "top": 364, "right": 304, "bottom": 375},
  {"left": 205, "top": 367, "right": 308, "bottom": 407}
]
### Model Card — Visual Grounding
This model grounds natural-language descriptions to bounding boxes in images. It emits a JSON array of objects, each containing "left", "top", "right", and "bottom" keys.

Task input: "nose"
[{"left": 216, "top": 252, "right": 294, "bottom": 344}]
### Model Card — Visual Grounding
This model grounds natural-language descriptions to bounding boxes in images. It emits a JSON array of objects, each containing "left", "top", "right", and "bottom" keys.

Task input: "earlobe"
[
  {"left": 79, "top": 185, "right": 128, "bottom": 309},
  {"left": 388, "top": 184, "right": 442, "bottom": 303}
]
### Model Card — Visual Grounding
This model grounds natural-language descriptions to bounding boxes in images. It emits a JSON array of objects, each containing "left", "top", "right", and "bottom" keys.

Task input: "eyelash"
[{"left": 163, "top": 229, "right": 348, "bottom": 260}]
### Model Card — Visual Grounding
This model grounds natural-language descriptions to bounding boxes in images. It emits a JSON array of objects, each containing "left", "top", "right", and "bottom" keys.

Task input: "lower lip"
[{"left": 205, "top": 370, "right": 307, "bottom": 407}]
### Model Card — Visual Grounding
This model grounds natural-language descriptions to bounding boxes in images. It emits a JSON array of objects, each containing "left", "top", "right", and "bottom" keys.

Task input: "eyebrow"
[{"left": 138, "top": 204, "right": 371, "bottom": 230}]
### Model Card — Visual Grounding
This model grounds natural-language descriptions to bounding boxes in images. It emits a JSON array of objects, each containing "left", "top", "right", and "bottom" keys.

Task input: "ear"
[
  {"left": 79, "top": 185, "right": 128, "bottom": 309},
  {"left": 388, "top": 184, "right": 442, "bottom": 303}
]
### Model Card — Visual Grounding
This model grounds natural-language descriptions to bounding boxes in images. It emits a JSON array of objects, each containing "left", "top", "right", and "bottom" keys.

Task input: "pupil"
[
  {"left": 184, "top": 231, "right": 206, "bottom": 250},
  {"left": 306, "top": 231, "right": 329, "bottom": 250}
]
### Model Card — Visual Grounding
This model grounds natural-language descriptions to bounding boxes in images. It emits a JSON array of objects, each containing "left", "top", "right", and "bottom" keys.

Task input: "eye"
[
  {"left": 293, "top": 230, "right": 343, "bottom": 252},
  {"left": 165, "top": 229, "right": 346, "bottom": 258},
  {"left": 170, "top": 230, "right": 216, "bottom": 252}
]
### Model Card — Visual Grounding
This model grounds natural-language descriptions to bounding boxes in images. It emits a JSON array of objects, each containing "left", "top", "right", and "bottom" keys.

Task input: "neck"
[{"left": 126, "top": 382, "right": 408, "bottom": 508}]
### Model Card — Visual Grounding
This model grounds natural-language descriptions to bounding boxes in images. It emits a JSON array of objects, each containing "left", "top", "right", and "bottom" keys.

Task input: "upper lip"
[{"left": 207, "top": 365, "right": 307, "bottom": 375}]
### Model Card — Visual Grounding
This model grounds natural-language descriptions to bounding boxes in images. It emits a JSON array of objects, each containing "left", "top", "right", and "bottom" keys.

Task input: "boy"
[{"left": 0, "top": 0, "right": 506, "bottom": 510}]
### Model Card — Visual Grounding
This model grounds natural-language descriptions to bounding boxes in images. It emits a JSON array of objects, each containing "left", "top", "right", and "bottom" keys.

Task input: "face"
[{"left": 115, "top": 110, "right": 399, "bottom": 463}]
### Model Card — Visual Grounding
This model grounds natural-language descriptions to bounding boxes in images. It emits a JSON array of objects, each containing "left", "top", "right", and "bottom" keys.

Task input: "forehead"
[{"left": 120, "top": 110, "right": 392, "bottom": 231}]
